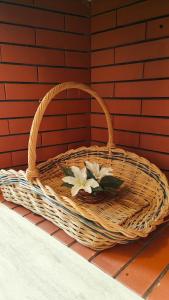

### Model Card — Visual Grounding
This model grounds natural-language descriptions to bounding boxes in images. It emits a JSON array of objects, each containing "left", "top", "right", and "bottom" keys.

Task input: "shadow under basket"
[{"left": 0, "top": 82, "right": 169, "bottom": 250}]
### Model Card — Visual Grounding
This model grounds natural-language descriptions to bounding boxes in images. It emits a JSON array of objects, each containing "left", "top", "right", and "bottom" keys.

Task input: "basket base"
[{"left": 78, "top": 190, "right": 115, "bottom": 204}]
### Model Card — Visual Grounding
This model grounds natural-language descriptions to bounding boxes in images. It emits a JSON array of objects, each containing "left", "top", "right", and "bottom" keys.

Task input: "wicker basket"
[{"left": 0, "top": 82, "right": 169, "bottom": 250}]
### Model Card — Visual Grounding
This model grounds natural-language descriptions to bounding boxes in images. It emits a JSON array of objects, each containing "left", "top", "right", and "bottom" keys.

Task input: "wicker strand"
[{"left": 26, "top": 82, "right": 114, "bottom": 181}]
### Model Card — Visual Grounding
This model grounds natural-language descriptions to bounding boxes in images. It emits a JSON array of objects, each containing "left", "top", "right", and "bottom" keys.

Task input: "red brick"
[
  {"left": 38, "top": 67, "right": 90, "bottom": 83},
  {"left": 115, "top": 80, "right": 169, "bottom": 98},
  {"left": 9, "top": 116, "right": 67, "bottom": 134},
  {"left": 128, "top": 148, "right": 169, "bottom": 170},
  {"left": 14, "top": 165, "right": 27, "bottom": 170},
  {"left": 91, "top": 49, "right": 114, "bottom": 67},
  {"left": 0, "top": 120, "right": 9, "bottom": 135},
  {"left": 147, "top": 16, "right": 169, "bottom": 39},
  {"left": 0, "top": 64, "right": 37, "bottom": 82},
  {"left": 0, "top": 84, "right": 5, "bottom": 100},
  {"left": 92, "top": 240, "right": 144, "bottom": 276},
  {"left": 148, "top": 271, "right": 169, "bottom": 300},
  {"left": 11, "top": 150, "right": 28, "bottom": 166},
  {"left": 114, "top": 130, "right": 139, "bottom": 147},
  {"left": 62, "top": 32, "right": 90, "bottom": 52},
  {"left": 25, "top": 213, "right": 45, "bottom": 224},
  {"left": 46, "top": 100, "right": 90, "bottom": 115},
  {"left": 91, "top": 11, "right": 116, "bottom": 33},
  {"left": 144, "top": 59, "right": 169, "bottom": 78},
  {"left": 117, "top": 0, "right": 169, "bottom": 26},
  {"left": 1, "top": 45, "right": 65, "bottom": 66},
  {"left": 140, "top": 134, "right": 169, "bottom": 153},
  {"left": 70, "top": 242, "right": 96, "bottom": 260},
  {"left": 0, "top": 3, "right": 64, "bottom": 30},
  {"left": 65, "top": 15, "right": 89, "bottom": 34},
  {"left": 142, "top": 100, "right": 169, "bottom": 117},
  {"left": 0, "top": 153, "right": 12, "bottom": 168},
  {"left": 8, "top": 118, "right": 33, "bottom": 134},
  {"left": 35, "top": 0, "right": 89, "bottom": 16},
  {"left": 42, "top": 128, "right": 90, "bottom": 145},
  {"left": 66, "top": 90, "right": 89, "bottom": 99},
  {"left": 91, "top": 0, "right": 136, "bottom": 15},
  {"left": 92, "top": 63, "right": 143, "bottom": 82},
  {"left": 0, "top": 194, "right": 4, "bottom": 202},
  {"left": 11, "top": 145, "right": 67, "bottom": 166},
  {"left": 164, "top": 170, "right": 169, "bottom": 181},
  {"left": 36, "top": 29, "right": 90, "bottom": 51},
  {"left": 114, "top": 116, "right": 169, "bottom": 135},
  {"left": 0, "top": 134, "right": 41, "bottom": 152},
  {"left": 3, "top": 201, "right": 19, "bottom": 209},
  {"left": 91, "top": 99, "right": 141, "bottom": 114},
  {"left": 67, "top": 114, "right": 90, "bottom": 128},
  {"left": 37, "top": 145, "right": 68, "bottom": 162},
  {"left": 38, "top": 220, "right": 59, "bottom": 234},
  {"left": 91, "top": 128, "right": 139, "bottom": 147},
  {"left": 65, "top": 52, "right": 90, "bottom": 68},
  {"left": 0, "top": 23, "right": 35, "bottom": 45},
  {"left": 115, "top": 38, "right": 169, "bottom": 63},
  {"left": 92, "top": 23, "right": 145, "bottom": 50},
  {"left": 91, "top": 83, "right": 114, "bottom": 97},
  {"left": 68, "top": 141, "right": 90, "bottom": 150},
  {"left": 5, "top": 83, "right": 56, "bottom": 100},
  {"left": 11, "top": 0, "right": 34, "bottom": 3},
  {"left": 0, "top": 102, "right": 38, "bottom": 118},
  {"left": 14, "top": 206, "right": 30, "bottom": 216},
  {"left": 91, "top": 114, "right": 111, "bottom": 128},
  {"left": 52, "top": 230, "right": 75, "bottom": 246},
  {"left": 117, "top": 227, "right": 169, "bottom": 296}
]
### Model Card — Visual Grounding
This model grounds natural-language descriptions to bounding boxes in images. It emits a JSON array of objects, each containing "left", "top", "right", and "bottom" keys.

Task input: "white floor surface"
[{"left": 0, "top": 204, "right": 143, "bottom": 300}]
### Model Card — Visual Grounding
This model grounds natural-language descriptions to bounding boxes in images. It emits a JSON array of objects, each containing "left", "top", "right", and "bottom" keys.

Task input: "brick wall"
[
  {"left": 0, "top": 0, "right": 90, "bottom": 169},
  {"left": 1, "top": 0, "right": 169, "bottom": 180},
  {"left": 91, "top": 0, "right": 169, "bottom": 180}
]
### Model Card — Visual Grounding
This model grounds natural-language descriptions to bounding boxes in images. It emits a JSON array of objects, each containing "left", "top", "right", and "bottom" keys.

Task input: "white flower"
[
  {"left": 62, "top": 166, "right": 99, "bottom": 197},
  {"left": 85, "top": 161, "right": 113, "bottom": 182}
]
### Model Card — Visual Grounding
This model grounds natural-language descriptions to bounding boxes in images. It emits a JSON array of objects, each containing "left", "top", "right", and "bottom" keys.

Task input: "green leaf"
[
  {"left": 92, "top": 185, "right": 103, "bottom": 193},
  {"left": 62, "top": 182, "right": 73, "bottom": 188},
  {"left": 86, "top": 167, "right": 96, "bottom": 180},
  {"left": 100, "top": 176, "right": 123, "bottom": 189},
  {"left": 62, "top": 167, "right": 74, "bottom": 177}
]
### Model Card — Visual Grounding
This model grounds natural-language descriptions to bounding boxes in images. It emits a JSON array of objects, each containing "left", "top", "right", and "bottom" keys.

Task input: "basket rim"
[{"left": 37, "top": 145, "right": 169, "bottom": 190}]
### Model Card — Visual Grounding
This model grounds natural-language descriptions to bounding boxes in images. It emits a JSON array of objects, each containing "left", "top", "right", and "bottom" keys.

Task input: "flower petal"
[
  {"left": 85, "top": 161, "right": 100, "bottom": 178},
  {"left": 71, "top": 166, "right": 82, "bottom": 178},
  {"left": 94, "top": 162, "right": 100, "bottom": 175},
  {"left": 99, "top": 167, "right": 113, "bottom": 179},
  {"left": 84, "top": 185, "right": 92, "bottom": 194},
  {"left": 81, "top": 167, "right": 87, "bottom": 180},
  {"left": 86, "top": 178, "right": 99, "bottom": 188},
  {"left": 71, "top": 185, "right": 81, "bottom": 197},
  {"left": 62, "top": 176, "right": 76, "bottom": 185}
]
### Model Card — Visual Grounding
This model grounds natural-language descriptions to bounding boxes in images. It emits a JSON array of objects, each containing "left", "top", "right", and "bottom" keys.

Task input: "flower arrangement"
[{"left": 61, "top": 161, "right": 123, "bottom": 203}]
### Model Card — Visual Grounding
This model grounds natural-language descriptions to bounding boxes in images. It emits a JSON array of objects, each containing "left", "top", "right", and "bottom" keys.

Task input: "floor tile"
[
  {"left": 14, "top": 206, "right": 31, "bottom": 216},
  {"left": 3, "top": 200, "right": 19, "bottom": 209},
  {"left": 0, "top": 193, "right": 4, "bottom": 202},
  {"left": 38, "top": 220, "right": 59, "bottom": 235},
  {"left": 70, "top": 242, "right": 97, "bottom": 260},
  {"left": 91, "top": 240, "right": 145, "bottom": 276},
  {"left": 147, "top": 270, "right": 169, "bottom": 300},
  {"left": 52, "top": 229, "right": 75, "bottom": 246},
  {"left": 25, "top": 213, "right": 45, "bottom": 224},
  {"left": 117, "top": 226, "right": 169, "bottom": 296}
]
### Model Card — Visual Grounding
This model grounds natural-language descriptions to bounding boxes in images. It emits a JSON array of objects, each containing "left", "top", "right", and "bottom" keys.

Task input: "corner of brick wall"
[
  {"left": 0, "top": 0, "right": 168, "bottom": 181},
  {"left": 91, "top": 0, "right": 169, "bottom": 180}
]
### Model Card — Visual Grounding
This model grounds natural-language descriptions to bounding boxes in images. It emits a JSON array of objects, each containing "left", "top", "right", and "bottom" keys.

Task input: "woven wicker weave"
[{"left": 0, "top": 82, "right": 169, "bottom": 250}]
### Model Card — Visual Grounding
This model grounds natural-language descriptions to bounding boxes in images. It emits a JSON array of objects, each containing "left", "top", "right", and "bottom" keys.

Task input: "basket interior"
[{"left": 37, "top": 146, "right": 169, "bottom": 234}]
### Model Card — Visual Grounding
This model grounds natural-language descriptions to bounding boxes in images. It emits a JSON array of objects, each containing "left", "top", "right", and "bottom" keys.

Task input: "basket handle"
[{"left": 26, "top": 82, "right": 114, "bottom": 181}]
